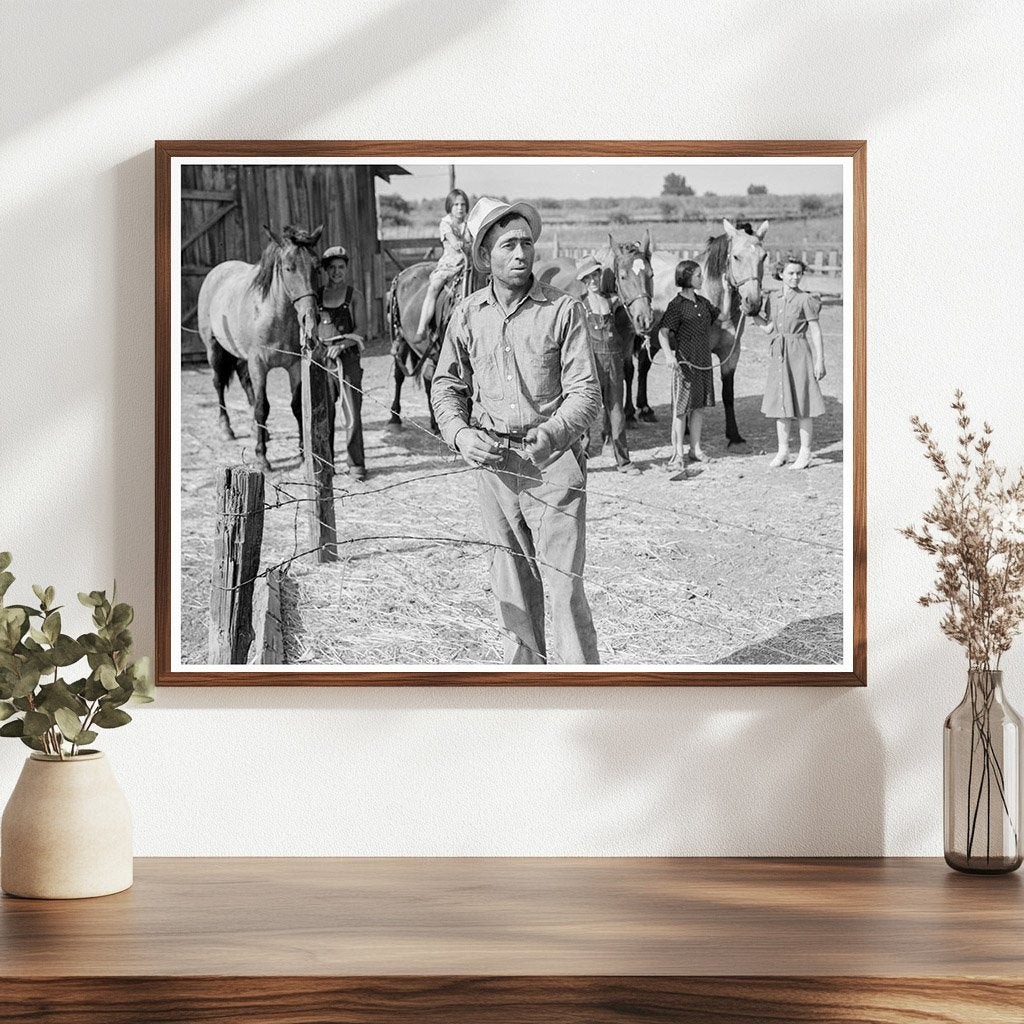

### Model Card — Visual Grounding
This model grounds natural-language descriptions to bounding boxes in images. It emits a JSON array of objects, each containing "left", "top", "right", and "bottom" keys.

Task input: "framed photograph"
[{"left": 155, "top": 141, "right": 865, "bottom": 686}]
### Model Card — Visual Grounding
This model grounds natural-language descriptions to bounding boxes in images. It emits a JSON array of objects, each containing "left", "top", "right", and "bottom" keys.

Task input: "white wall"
[{"left": 2, "top": 0, "right": 1022, "bottom": 855}]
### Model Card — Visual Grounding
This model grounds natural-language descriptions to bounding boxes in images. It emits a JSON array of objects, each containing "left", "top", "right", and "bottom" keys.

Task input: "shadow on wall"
[
  {"left": 571, "top": 687, "right": 885, "bottom": 856},
  {"left": 1, "top": 0, "right": 246, "bottom": 138}
]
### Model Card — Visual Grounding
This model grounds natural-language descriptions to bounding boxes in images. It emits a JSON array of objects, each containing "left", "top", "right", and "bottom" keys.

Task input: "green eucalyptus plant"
[{"left": 0, "top": 552, "right": 154, "bottom": 759}]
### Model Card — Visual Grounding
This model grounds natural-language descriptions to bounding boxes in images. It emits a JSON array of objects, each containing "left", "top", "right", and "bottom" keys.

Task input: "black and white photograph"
[{"left": 162, "top": 147, "right": 860, "bottom": 681}]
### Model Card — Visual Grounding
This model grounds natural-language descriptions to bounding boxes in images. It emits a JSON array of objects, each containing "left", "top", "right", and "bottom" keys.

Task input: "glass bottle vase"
[{"left": 944, "top": 669, "right": 1023, "bottom": 873}]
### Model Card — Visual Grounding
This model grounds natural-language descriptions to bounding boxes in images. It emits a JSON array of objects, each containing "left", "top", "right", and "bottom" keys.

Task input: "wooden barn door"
[{"left": 179, "top": 166, "right": 248, "bottom": 365}]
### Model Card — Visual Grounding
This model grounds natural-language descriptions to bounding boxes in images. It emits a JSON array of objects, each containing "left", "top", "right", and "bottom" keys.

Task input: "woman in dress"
[
  {"left": 413, "top": 188, "right": 471, "bottom": 345},
  {"left": 656, "top": 260, "right": 722, "bottom": 472},
  {"left": 759, "top": 257, "right": 825, "bottom": 470}
]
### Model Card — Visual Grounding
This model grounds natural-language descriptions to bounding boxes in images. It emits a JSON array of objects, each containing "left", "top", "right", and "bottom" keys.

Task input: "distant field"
[
  {"left": 384, "top": 216, "right": 843, "bottom": 252},
  {"left": 545, "top": 217, "right": 842, "bottom": 250}
]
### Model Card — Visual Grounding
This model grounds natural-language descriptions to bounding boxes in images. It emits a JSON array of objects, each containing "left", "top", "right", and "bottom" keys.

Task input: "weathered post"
[
  {"left": 209, "top": 466, "right": 265, "bottom": 664},
  {"left": 301, "top": 343, "right": 338, "bottom": 563}
]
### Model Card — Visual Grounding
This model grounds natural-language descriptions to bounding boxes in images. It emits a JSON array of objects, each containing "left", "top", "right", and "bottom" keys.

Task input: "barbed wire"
[
  {"left": 192, "top": 342, "right": 842, "bottom": 666},
  {"left": 253, "top": 344, "right": 843, "bottom": 553}
]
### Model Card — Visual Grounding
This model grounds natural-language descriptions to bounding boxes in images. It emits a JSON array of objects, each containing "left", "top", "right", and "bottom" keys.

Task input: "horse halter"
[
  {"left": 613, "top": 250, "right": 654, "bottom": 311},
  {"left": 726, "top": 237, "right": 766, "bottom": 289}
]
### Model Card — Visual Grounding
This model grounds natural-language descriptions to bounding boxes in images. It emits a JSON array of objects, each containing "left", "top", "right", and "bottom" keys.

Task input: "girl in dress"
[
  {"left": 759, "top": 258, "right": 826, "bottom": 470},
  {"left": 657, "top": 260, "right": 722, "bottom": 472},
  {"left": 413, "top": 188, "right": 471, "bottom": 345}
]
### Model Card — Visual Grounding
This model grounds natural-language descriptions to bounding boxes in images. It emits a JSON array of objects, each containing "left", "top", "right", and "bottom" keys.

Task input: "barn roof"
[{"left": 372, "top": 165, "right": 410, "bottom": 182}]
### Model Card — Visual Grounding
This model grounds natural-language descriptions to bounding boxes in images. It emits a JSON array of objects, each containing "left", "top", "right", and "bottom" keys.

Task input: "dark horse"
[
  {"left": 387, "top": 263, "right": 476, "bottom": 434},
  {"left": 197, "top": 224, "right": 323, "bottom": 473},
  {"left": 642, "top": 219, "right": 769, "bottom": 446}
]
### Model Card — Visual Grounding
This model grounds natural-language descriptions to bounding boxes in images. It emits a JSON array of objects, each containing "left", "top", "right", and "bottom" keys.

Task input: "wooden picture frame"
[{"left": 156, "top": 140, "right": 866, "bottom": 686}]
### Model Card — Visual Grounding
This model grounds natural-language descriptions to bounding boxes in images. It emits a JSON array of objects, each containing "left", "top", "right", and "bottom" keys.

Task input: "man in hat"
[{"left": 431, "top": 198, "right": 602, "bottom": 665}]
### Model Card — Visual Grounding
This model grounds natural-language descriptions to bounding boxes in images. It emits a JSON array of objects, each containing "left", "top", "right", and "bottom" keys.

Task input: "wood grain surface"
[
  {"left": 155, "top": 139, "right": 867, "bottom": 687},
  {"left": 2, "top": 858, "right": 1022, "bottom": 1021}
]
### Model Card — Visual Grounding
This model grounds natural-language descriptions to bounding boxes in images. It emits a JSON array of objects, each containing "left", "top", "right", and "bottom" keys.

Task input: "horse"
[
  {"left": 642, "top": 218, "right": 769, "bottom": 446},
  {"left": 533, "top": 230, "right": 655, "bottom": 338},
  {"left": 197, "top": 224, "right": 323, "bottom": 473},
  {"left": 387, "top": 263, "right": 476, "bottom": 434}
]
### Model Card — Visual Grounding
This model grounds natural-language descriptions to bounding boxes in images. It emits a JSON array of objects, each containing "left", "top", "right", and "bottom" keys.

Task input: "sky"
[{"left": 376, "top": 160, "right": 845, "bottom": 202}]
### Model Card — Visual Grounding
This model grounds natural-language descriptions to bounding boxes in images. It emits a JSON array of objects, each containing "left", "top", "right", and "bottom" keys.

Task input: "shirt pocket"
[
  {"left": 467, "top": 334, "right": 504, "bottom": 400},
  {"left": 527, "top": 340, "right": 562, "bottom": 403}
]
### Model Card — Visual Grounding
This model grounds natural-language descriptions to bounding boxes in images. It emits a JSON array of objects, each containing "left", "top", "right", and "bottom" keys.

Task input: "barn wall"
[
  {"left": 180, "top": 163, "right": 383, "bottom": 360},
  {"left": 1, "top": 1, "right": 1022, "bottom": 857}
]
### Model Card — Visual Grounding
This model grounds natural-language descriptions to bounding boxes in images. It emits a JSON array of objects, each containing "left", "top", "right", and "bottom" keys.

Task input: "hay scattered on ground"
[{"left": 179, "top": 306, "right": 845, "bottom": 667}]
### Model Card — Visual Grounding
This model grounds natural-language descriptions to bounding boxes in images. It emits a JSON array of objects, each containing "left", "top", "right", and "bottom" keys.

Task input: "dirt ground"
[{"left": 179, "top": 303, "right": 846, "bottom": 668}]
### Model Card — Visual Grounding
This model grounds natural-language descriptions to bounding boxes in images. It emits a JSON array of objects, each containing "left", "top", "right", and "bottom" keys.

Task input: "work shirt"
[{"left": 431, "top": 277, "right": 601, "bottom": 452}]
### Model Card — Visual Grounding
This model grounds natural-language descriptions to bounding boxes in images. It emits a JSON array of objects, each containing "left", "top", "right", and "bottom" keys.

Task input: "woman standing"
[
  {"left": 759, "top": 258, "right": 825, "bottom": 470},
  {"left": 657, "top": 260, "right": 722, "bottom": 472},
  {"left": 318, "top": 245, "right": 367, "bottom": 481}
]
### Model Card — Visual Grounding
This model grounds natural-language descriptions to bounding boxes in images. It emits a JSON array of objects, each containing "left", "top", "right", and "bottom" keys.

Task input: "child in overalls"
[
  {"left": 576, "top": 255, "right": 639, "bottom": 475},
  {"left": 317, "top": 245, "right": 367, "bottom": 480}
]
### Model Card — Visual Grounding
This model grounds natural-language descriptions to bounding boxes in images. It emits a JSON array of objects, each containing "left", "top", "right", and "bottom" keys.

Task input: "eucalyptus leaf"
[
  {"left": 12, "top": 666, "right": 41, "bottom": 699},
  {"left": 50, "top": 634, "right": 85, "bottom": 667},
  {"left": 0, "top": 719, "right": 24, "bottom": 737},
  {"left": 44, "top": 586, "right": 55, "bottom": 607},
  {"left": 78, "top": 591, "right": 99, "bottom": 607},
  {"left": 28, "top": 627, "right": 49, "bottom": 646},
  {"left": 19, "top": 735, "right": 45, "bottom": 752},
  {"left": 130, "top": 657, "right": 154, "bottom": 696},
  {"left": 37, "top": 679, "right": 88, "bottom": 717},
  {"left": 31, "top": 584, "right": 47, "bottom": 608},
  {"left": 93, "top": 705, "right": 132, "bottom": 729},
  {"left": 83, "top": 675, "right": 108, "bottom": 701},
  {"left": 53, "top": 707, "right": 85, "bottom": 741},
  {"left": 104, "top": 685, "right": 132, "bottom": 709},
  {"left": 0, "top": 700, "right": 15, "bottom": 721},
  {"left": 98, "top": 664, "right": 118, "bottom": 691},
  {"left": 0, "top": 552, "right": 11, "bottom": 573},
  {"left": 22, "top": 710, "right": 51, "bottom": 738},
  {"left": 42, "top": 611, "right": 60, "bottom": 644},
  {"left": 0, "top": 571, "right": 14, "bottom": 601},
  {"left": 110, "top": 603, "right": 134, "bottom": 629},
  {"left": 75, "top": 730, "right": 98, "bottom": 746}
]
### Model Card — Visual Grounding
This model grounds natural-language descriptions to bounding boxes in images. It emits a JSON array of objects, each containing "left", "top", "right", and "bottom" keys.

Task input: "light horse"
[
  {"left": 387, "top": 263, "right": 479, "bottom": 434},
  {"left": 533, "top": 230, "right": 654, "bottom": 343},
  {"left": 646, "top": 219, "right": 769, "bottom": 446},
  {"left": 197, "top": 224, "right": 323, "bottom": 472}
]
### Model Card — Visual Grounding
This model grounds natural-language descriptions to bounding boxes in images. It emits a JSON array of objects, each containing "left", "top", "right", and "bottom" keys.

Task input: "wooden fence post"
[
  {"left": 209, "top": 466, "right": 265, "bottom": 664},
  {"left": 301, "top": 344, "right": 338, "bottom": 563}
]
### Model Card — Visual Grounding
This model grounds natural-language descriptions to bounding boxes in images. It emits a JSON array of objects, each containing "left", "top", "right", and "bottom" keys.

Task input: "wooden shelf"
[{"left": 2, "top": 857, "right": 1022, "bottom": 1022}]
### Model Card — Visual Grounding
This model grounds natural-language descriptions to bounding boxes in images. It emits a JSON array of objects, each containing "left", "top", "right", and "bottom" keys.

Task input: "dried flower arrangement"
[
  {"left": 901, "top": 390, "right": 1024, "bottom": 668},
  {"left": 902, "top": 391, "right": 1024, "bottom": 870}
]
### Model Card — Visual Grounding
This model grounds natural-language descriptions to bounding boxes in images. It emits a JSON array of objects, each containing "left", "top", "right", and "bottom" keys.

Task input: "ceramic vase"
[{"left": 1, "top": 751, "right": 133, "bottom": 899}]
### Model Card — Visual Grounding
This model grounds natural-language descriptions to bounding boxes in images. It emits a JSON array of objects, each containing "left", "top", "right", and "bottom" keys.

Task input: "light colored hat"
[
  {"left": 321, "top": 245, "right": 349, "bottom": 264},
  {"left": 575, "top": 255, "right": 602, "bottom": 281},
  {"left": 467, "top": 197, "right": 542, "bottom": 272}
]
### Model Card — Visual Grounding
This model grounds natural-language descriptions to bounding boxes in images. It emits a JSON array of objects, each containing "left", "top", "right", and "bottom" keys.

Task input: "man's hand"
[
  {"left": 524, "top": 426, "right": 555, "bottom": 467},
  {"left": 455, "top": 427, "right": 504, "bottom": 468}
]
